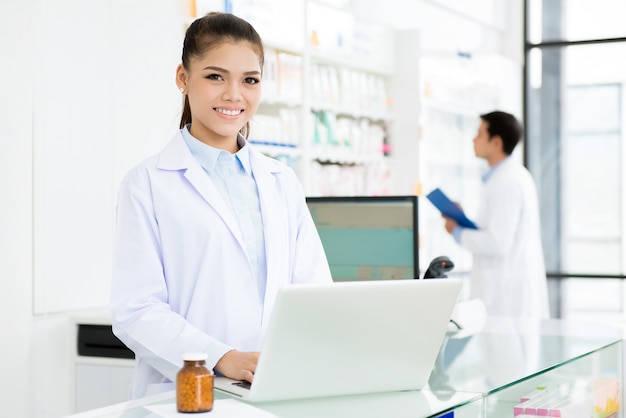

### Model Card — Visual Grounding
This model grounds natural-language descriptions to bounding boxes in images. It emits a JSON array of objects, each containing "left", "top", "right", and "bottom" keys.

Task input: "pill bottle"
[{"left": 176, "top": 352, "right": 214, "bottom": 413}]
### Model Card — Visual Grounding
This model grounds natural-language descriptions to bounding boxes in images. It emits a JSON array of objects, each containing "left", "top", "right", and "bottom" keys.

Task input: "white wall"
[
  {"left": 34, "top": 0, "right": 183, "bottom": 315},
  {"left": 0, "top": 1, "right": 522, "bottom": 417},
  {"left": 0, "top": 1, "right": 36, "bottom": 416},
  {"left": 1, "top": 0, "right": 183, "bottom": 416}
]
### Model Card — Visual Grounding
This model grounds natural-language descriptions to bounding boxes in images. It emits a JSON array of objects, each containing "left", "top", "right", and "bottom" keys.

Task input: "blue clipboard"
[{"left": 426, "top": 188, "right": 478, "bottom": 230}]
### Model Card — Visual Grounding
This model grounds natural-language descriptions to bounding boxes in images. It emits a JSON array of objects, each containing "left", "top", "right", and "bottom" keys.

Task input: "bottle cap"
[{"left": 182, "top": 352, "right": 208, "bottom": 361}]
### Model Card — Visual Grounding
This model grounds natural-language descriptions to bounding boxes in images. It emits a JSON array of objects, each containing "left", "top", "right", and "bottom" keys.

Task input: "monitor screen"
[{"left": 306, "top": 196, "right": 419, "bottom": 281}]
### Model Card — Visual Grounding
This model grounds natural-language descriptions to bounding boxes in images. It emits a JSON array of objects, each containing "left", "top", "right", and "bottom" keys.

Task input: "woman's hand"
[{"left": 214, "top": 350, "right": 260, "bottom": 382}]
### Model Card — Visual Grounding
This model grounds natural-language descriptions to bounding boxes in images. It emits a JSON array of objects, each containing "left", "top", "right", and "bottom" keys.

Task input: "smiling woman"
[
  {"left": 175, "top": 42, "right": 262, "bottom": 153},
  {"left": 109, "top": 12, "right": 333, "bottom": 400},
  {"left": 175, "top": 13, "right": 265, "bottom": 152}
]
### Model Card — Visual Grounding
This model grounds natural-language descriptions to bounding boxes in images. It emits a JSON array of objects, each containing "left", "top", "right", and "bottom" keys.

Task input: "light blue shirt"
[
  {"left": 452, "top": 157, "right": 509, "bottom": 243},
  {"left": 181, "top": 126, "right": 267, "bottom": 304}
]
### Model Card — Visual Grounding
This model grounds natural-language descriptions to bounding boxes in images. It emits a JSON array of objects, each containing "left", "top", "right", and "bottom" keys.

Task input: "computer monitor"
[{"left": 306, "top": 195, "right": 419, "bottom": 281}]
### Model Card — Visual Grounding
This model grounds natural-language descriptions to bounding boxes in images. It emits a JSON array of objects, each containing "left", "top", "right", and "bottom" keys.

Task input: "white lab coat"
[
  {"left": 459, "top": 157, "right": 550, "bottom": 319},
  {"left": 110, "top": 132, "right": 332, "bottom": 398}
]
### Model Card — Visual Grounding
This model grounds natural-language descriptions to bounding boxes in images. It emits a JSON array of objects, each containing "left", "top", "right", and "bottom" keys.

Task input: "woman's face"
[{"left": 177, "top": 41, "right": 262, "bottom": 148}]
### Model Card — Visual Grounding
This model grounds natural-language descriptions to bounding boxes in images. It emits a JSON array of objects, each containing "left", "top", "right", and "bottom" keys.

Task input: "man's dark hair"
[{"left": 480, "top": 111, "right": 523, "bottom": 155}]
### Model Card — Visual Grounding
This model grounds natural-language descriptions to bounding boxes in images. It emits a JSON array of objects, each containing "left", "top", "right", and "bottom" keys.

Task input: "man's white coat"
[{"left": 460, "top": 157, "right": 549, "bottom": 318}]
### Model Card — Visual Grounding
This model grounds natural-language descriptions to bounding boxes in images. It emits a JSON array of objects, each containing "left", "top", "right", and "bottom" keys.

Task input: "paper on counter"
[{"left": 144, "top": 399, "right": 279, "bottom": 417}]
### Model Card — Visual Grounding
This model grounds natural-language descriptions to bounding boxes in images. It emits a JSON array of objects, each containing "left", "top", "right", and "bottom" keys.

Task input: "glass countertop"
[
  {"left": 426, "top": 317, "right": 623, "bottom": 395},
  {"left": 67, "top": 389, "right": 482, "bottom": 418},
  {"left": 66, "top": 317, "right": 623, "bottom": 418}
]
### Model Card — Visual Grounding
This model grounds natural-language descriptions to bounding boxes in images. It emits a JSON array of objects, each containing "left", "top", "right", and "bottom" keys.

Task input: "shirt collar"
[
  {"left": 181, "top": 125, "right": 251, "bottom": 175},
  {"left": 235, "top": 135, "right": 251, "bottom": 174},
  {"left": 481, "top": 156, "right": 509, "bottom": 183}
]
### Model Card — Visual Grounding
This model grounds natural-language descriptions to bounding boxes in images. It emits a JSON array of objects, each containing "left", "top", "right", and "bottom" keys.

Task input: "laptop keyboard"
[{"left": 232, "top": 381, "right": 252, "bottom": 390}]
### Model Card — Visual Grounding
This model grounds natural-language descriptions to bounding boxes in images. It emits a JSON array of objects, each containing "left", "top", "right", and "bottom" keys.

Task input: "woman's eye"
[
  {"left": 244, "top": 77, "right": 260, "bottom": 85},
  {"left": 206, "top": 74, "right": 223, "bottom": 81}
]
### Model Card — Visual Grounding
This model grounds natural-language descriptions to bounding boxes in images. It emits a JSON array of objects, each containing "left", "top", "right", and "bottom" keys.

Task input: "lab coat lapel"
[
  {"left": 252, "top": 151, "right": 287, "bottom": 262},
  {"left": 158, "top": 133, "right": 246, "bottom": 249},
  {"left": 249, "top": 149, "right": 289, "bottom": 324}
]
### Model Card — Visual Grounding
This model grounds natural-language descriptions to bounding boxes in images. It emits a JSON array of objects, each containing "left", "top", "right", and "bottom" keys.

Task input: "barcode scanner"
[
  {"left": 422, "top": 256, "right": 461, "bottom": 331},
  {"left": 423, "top": 256, "right": 455, "bottom": 279}
]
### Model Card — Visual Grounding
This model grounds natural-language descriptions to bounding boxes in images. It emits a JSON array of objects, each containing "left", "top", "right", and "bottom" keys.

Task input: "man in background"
[{"left": 443, "top": 111, "right": 550, "bottom": 318}]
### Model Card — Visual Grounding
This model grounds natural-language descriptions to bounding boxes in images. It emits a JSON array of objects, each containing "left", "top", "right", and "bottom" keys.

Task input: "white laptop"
[{"left": 214, "top": 278, "right": 462, "bottom": 403}]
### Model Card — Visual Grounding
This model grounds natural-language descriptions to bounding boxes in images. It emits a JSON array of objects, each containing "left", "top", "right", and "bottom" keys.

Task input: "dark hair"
[
  {"left": 480, "top": 111, "right": 523, "bottom": 155},
  {"left": 179, "top": 12, "right": 265, "bottom": 136}
]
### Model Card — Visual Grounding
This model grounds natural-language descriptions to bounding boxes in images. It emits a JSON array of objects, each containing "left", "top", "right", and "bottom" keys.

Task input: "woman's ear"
[{"left": 175, "top": 64, "right": 187, "bottom": 92}]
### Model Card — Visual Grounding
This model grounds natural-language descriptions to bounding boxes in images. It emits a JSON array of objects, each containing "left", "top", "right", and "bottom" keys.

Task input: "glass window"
[
  {"left": 563, "top": 84, "right": 621, "bottom": 273},
  {"left": 525, "top": 1, "right": 626, "bottom": 320},
  {"left": 528, "top": 0, "right": 626, "bottom": 43},
  {"left": 527, "top": 43, "right": 625, "bottom": 277}
]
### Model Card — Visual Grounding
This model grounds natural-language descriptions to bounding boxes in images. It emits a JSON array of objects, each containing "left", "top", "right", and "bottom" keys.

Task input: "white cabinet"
[
  {"left": 73, "top": 314, "right": 135, "bottom": 413},
  {"left": 75, "top": 361, "right": 134, "bottom": 413}
]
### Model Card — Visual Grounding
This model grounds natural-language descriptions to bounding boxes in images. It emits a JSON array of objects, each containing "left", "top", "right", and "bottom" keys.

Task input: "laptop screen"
[{"left": 306, "top": 195, "right": 419, "bottom": 281}]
